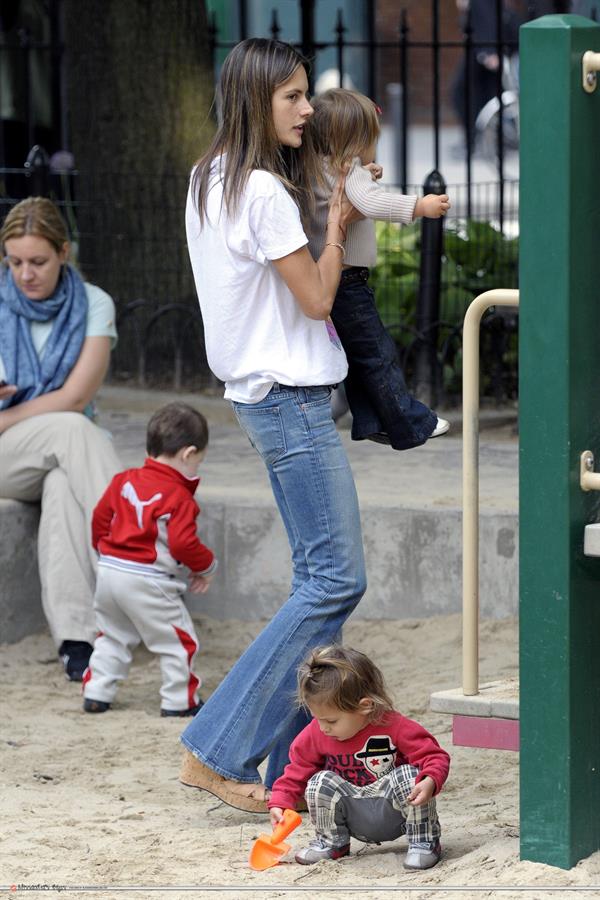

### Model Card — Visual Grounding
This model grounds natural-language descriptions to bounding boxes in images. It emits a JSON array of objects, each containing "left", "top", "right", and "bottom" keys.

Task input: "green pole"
[{"left": 520, "top": 14, "right": 600, "bottom": 868}]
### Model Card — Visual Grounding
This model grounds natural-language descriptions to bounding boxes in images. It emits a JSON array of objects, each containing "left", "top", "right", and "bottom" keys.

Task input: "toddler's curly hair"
[{"left": 297, "top": 645, "right": 394, "bottom": 721}]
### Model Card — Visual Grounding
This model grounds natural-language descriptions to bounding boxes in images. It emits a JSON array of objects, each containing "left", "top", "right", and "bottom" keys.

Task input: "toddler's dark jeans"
[{"left": 330, "top": 268, "right": 437, "bottom": 450}]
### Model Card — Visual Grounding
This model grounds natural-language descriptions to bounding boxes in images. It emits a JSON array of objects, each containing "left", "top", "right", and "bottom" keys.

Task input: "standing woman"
[
  {"left": 180, "top": 38, "right": 367, "bottom": 812},
  {"left": 0, "top": 197, "right": 121, "bottom": 679}
]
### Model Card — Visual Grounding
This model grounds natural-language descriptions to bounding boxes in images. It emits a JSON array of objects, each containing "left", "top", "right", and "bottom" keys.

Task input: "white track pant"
[
  {"left": 83, "top": 563, "right": 201, "bottom": 712},
  {"left": 0, "top": 412, "right": 121, "bottom": 646}
]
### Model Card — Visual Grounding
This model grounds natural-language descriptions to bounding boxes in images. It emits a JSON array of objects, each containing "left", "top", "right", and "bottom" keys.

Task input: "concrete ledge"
[
  {"left": 0, "top": 498, "right": 44, "bottom": 643},
  {"left": 0, "top": 497, "right": 518, "bottom": 644},
  {"left": 0, "top": 497, "right": 519, "bottom": 644},
  {"left": 189, "top": 502, "right": 518, "bottom": 621},
  {"left": 430, "top": 677, "right": 520, "bottom": 719}
]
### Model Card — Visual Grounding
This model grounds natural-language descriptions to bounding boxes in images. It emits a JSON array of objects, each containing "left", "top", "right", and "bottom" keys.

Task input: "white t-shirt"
[
  {"left": 185, "top": 161, "right": 348, "bottom": 403},
  {"left": 0, "top": 282, "right": 117, "bottom": 384}
]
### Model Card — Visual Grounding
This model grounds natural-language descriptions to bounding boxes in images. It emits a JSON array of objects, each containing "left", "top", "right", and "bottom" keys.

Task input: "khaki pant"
[{"left": 0, "top": 412, "right": 121, "bottom": 646}]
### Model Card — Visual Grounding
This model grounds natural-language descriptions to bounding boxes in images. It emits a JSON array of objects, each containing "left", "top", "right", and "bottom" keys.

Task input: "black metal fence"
[
  {"left": 2, "top": 0, "right": 556, "bottom": 404},
  {"left": 0, "top": 152, "right": 519, "bottom": 404}
]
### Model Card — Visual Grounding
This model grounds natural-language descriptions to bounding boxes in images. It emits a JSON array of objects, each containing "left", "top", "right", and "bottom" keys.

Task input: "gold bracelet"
[{"left": 325, "top": 241, "right": 346, "bottom": 258}]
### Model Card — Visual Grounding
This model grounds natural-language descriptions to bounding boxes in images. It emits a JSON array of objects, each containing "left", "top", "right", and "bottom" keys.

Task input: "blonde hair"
[
  {"left": 311, "top": 89, "right": 381, "bottom": 170},
  {"left": 193, "top": 38, "right": 321, "bottom": 223},
  {"left": 297, "top": 645, "right": 394, "bottom": 722},
  {"left": 0, "top": 197, "right": 69, "bottom": 254}
]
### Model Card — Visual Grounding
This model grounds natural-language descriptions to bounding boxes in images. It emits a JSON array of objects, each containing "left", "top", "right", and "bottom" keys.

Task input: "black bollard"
[{"left": 413, "top": 168, "right": 446, "bottom": 408}]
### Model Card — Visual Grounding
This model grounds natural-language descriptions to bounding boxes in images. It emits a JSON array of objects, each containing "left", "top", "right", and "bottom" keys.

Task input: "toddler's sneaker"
[
  {"left": 366, "top": 417, "right": 450, "bottom": 447},
  {"left": 403, "top": 839, "right": 442, "bottom": 870},
  {"left": 160, "top": 700, "right": 203, "bottom": 717},
  {"left": 366, "top": 431, "right": 391, "bottom": 445},
  {"left": 83, "top": 698, "right": 111, "bottom": 714},
  {"left": 430, "top": 417, "right": 450, "bottom": 438},
  {"left": 295, "top": 838, "right": 350, "bottom": 865}
]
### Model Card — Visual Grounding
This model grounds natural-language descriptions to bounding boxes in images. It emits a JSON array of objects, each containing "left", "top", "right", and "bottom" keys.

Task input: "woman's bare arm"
[
  {"left": 0, "top": 335, "right": 111, "bottom": 433},
  {"left": 272, "top": 174, "right": 352, "bottom": 320}
]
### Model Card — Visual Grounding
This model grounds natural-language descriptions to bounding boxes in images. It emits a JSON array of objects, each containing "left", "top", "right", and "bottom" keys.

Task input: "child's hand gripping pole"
[{"left": 248, "top": 808, "right": 303, "bottom": 871}]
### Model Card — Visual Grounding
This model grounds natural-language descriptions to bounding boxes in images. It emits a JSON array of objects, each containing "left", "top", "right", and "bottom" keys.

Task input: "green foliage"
[
  {"left": 370, "top": 221, "right": 420, "bottom": 342},
  {"left": 371, "top": 219, "right": 520, "bottom": 400},
  {"left": 442, "top": 221, "right": 519, "bottom": 320}
]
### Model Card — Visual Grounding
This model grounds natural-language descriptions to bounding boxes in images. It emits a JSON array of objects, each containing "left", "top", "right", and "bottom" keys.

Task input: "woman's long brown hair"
[{"left": 192, "top": 38, "right": 321, "bottom": 223}]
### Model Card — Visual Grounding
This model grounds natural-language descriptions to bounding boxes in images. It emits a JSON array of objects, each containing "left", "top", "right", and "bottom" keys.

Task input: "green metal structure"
[{"left": 519, "top": 14, "right": 600, "bottom": 868}]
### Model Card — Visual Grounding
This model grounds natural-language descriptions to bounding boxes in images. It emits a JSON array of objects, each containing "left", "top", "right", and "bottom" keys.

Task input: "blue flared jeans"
[{"left": 180, "top": 384, "right": 366, "bottom": 787}]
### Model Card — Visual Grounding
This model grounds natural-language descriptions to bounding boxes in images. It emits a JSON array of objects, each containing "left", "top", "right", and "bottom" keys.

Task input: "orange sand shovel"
[{"left": 249, "top": 808, "right": 303, "bottom": 871}]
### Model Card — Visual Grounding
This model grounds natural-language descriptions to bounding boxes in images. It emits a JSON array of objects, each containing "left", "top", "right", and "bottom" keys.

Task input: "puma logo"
[{"left": 121, "top": 481, "right": 162, "bottom": 529}]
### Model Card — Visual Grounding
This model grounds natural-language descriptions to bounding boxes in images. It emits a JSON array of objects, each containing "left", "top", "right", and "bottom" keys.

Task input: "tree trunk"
[{"left": 63, "top": 0, "right": 215, "bottom": 385}]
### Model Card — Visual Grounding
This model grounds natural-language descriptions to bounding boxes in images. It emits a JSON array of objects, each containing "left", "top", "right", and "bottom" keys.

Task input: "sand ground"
[{"left": 3, "top": 611, "right": 600, "bottom": 900}]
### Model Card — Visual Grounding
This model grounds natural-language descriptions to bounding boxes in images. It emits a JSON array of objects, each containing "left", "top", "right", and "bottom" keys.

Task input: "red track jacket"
[{"left": 92, "top": 457, "right": 216, "bottom": 576}]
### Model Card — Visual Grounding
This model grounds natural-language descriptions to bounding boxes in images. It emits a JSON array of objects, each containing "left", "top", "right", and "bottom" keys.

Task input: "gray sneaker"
[
  {"left": 295, "top": 838, "right": 350, "bottom": 865},
  {"left": 403, "top": 840, "right": 442, "bottom": 870}
]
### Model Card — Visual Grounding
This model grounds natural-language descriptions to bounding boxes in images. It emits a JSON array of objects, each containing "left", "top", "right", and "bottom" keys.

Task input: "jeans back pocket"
[{"left": 233, "top": 404, "right": 287, "bottom": 465}]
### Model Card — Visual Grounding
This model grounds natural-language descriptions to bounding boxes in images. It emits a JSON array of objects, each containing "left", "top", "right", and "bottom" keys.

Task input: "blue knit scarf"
[{"left": 0, "top": 265, "right": 87, "bottom": 409}]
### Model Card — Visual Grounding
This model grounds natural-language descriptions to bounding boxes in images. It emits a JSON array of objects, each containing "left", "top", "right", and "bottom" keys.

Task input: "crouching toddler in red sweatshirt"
[{"left": 268, "top": 645, "right": 450, "bottom": 870}]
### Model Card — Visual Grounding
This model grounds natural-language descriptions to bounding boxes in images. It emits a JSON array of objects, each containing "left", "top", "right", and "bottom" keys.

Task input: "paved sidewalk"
[{"left": 97, "top": 384, "right": 518, "bottom": 514}]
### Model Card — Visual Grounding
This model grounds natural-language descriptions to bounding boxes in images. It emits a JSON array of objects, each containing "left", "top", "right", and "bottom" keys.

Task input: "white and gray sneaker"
[
  {"left": 295, "top": 838, "right": 350, "bottom": 865},
  {"left": 403, "top": 840, "right": 442, "bottom": 870},
  {"left": 430, "top": 417, "right": 450, "bottom": 438}
]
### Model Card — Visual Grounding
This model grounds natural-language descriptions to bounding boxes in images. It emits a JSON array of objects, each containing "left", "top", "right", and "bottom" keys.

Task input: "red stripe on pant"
[
  {"left": 81, "top": 631, "right": 102, "bottom": 694},
  {"left": 173, "top": 626, "right": 199, "bottom": 709}
]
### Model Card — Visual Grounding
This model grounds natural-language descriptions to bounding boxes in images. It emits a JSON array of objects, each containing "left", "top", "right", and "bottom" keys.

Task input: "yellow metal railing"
[{"left": 462, "top": 289, "right": 520, "bottom": 696}]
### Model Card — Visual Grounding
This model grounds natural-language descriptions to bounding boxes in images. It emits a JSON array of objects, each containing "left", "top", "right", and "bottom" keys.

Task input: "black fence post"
[
  {"left": 431, "top": 0, "right": 440, "bottom": 171},
  {"left": 269, "top": 9, "right": 281, "bottom": 42},
  {"left": 464, "top": 8, "right": 473, "bottom": 219},
  {"left": 335, "top": 9, "right": 346, "bottom": 87},
  {"left": 399, "top": 9, "right": 409, "bottom": 193},
  {"left": 413, "top": 169, "right": 446, "bottom": 407},
  {"left": 18, "top": 27, "right": 34, "bottom": 153},
  {"left": 238, "top": 0, "right": 247, "bottom": 41},
  {"left": 301, "top": 0, "right": 316, "bottom": 63},
  {"left": 366, "top": 0, "right": 376, "bottom": 102},
  {"left": 24, "top": 145, "right": 50, "bottom": 197},
  {"left": 208, "top": 10, "right": 217, "bottom": 72}
]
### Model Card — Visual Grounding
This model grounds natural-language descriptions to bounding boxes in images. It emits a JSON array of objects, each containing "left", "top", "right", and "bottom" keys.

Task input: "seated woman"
[{"left": 0, "top": 197, "right": 121, "bottom": 680}]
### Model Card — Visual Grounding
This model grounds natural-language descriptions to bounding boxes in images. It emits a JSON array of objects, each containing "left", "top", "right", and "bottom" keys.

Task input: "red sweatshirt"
[
  {"left": 92, "top": 457, "right": 216, "bottom": 577},
  {"left": 268, "top": 711, "right": 450, "bottom": 811}
]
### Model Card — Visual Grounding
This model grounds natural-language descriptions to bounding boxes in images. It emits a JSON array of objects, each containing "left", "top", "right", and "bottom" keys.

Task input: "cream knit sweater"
[{"left": 307, "top": 157, "right": 417, "bottom": 268}]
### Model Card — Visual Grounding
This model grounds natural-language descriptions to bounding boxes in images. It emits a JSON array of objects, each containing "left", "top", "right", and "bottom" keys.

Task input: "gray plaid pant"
[{"left": 304, "top": 765, "right": 441, "bottom": 849}]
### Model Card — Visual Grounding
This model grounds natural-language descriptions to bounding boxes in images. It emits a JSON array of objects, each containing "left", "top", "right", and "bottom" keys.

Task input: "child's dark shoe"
[
  {"left": 59, "top": 640, "right": 93, "bottom": 682},
  {"left": 295, "top": 839, "right": 350, "bottom": 865},
  {"left": 366, "top": 431, "right": 391, "bottom": 445},
  {"left": 367, "top": 417, "right": 449, "bottom": 446},
  {"left": 403, "top": 839, "right": 442, "bottom": 870},
  {"left": 160, "top": 700, "right": 203, "bottom": 717},
  {"left": 83, "top": 698, "right": 111, "bottom": 713}
]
